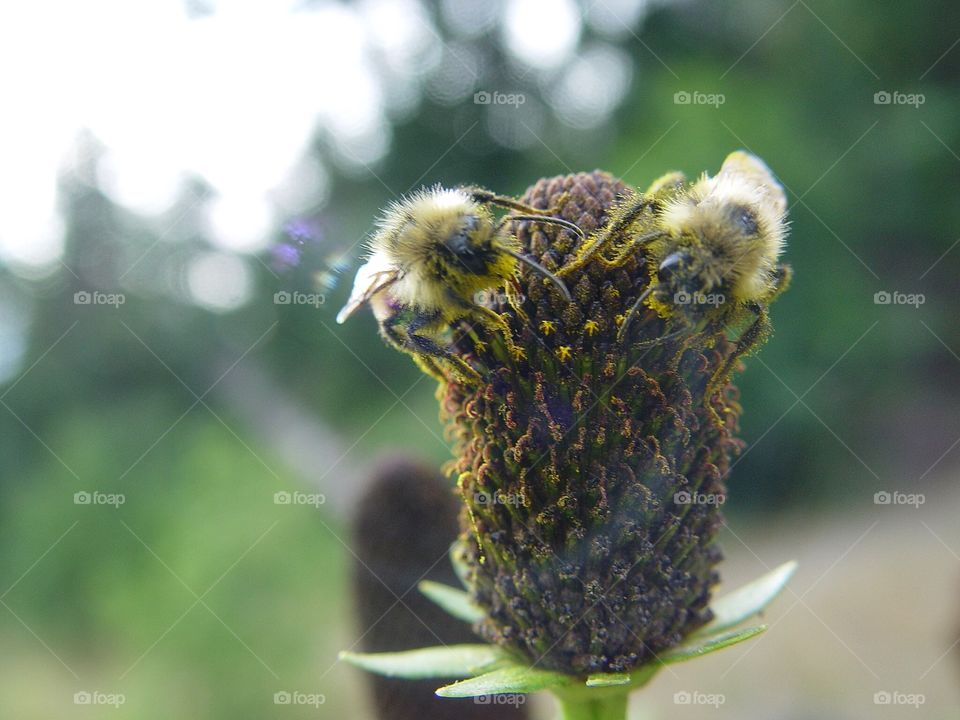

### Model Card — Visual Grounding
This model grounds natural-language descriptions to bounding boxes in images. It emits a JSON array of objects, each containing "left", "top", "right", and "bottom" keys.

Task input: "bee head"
[
  {"left": 382, "top": 188, "right": 507, "bottom": 283},
  {"left": 649, "top": 249, "right": 714, "bottom": 318},
  {"left": 653, "top": 151, "right": 787, "bottom": 310},
  {"left": 442, "top": 214, "right": 494, "bottom": 275}
]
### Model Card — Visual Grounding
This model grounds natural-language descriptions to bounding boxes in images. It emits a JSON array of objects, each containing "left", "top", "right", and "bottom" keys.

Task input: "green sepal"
[
  {"left": 585, "top": 673, "right": 632, "bottom": 688},
  {"left": 449, "top": 538, "right": 471, "bottom": 589},
  {"left": 339, "top": 644, "right": 506, "bottom": 679},
  {"left": 694, "top": 560, "right": 797, "bottom": 638},
  {"left": 419, "top": 580, "right": 484, "bottom": 624},
  {"left": 660, "top": 624, "right": 766, "bottom": 664},
  {"left": 435, "top": 664, "right": 574, "bottom": 697}
]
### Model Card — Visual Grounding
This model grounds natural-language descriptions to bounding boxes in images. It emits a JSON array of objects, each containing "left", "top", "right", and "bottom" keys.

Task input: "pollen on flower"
[
  {"left": 539, "top": 319, "right": 557, "bottom": 336},
  {"left": 437, "top": 170, "right": 770, "bottom": 676}
]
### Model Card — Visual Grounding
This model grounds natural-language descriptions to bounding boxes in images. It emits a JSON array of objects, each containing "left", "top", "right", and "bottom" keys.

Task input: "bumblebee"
[
  {"left": 336, "top": 185, "right": 580, "bottom": 383},
  {"left": 564, "top": 151, "right": 791, "bottom": 393}
]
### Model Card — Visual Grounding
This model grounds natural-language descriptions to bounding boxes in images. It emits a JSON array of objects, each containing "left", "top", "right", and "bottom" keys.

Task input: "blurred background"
[{"left": 2, "top": 0, "right": 959, "bottom": 717}]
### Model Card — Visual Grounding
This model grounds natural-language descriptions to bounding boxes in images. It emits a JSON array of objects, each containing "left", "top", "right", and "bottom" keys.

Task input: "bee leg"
[
  {"left": 450, "top": 291, "right": 524, "bottom": 361},
  {"left": 382, "top": 311, "right": 481, "bottom": 384},
  {"left": 505, "top": 280, "right": 530, "bottom": 324},
  {"left": 558, "top": 195, "right": 657, "bottom": 278},
  {"left": 605, "top": 229, "right": 668, "bottom": 269},
  {"left": 706, "top": 266, "right": 790, "bottom": 403},
  {"left": 379, "top": 316, "right": 446, "bottom": 383},
  {"left": 645, "top": 171, "right": 687, "bottom": 197},
  {"left": 465, "top": 188, "right": 552, "bottom": 216},
  {"left": 475, "top": 304, "right": 525, "bottom": 361},
  {"left": 468, "top": 188, "right": 573, "bottom": 223},
  {"left": 768, "top": 263, "right": 793, "bottom": 302},
  {"left": 706, "top": 302, "right": 770, "bottom": 421}
]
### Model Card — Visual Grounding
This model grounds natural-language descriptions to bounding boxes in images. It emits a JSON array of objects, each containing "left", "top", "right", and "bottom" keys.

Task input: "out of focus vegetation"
[{"left": 2, "top": 0, "right": 959, "bottom": 717}]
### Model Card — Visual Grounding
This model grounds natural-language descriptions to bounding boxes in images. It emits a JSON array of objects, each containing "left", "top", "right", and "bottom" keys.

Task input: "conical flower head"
[{"left": 442, "top": 171, "right": 747, "bottom": 675}]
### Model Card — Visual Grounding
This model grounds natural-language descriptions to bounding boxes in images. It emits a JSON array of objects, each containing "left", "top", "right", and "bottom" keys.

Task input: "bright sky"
[
  {"left": 0, "top": 0, "right": 414, "bottom": 269},
  {"left": 0, "top": 0, "right": 637, "bottom": 276}
]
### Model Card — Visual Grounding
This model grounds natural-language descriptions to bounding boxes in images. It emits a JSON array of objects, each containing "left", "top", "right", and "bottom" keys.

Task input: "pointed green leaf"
[
  {"left": 449, "top": 539, "right": 471, "bottom": 589},
  {"left": 436, "top": 664, "right": 574, "bottom": 697},
  {"left": 585, "top": 672, "right": 632, "bottom": 688},
  {"left": 419, "top": 580, "right": 485, "bottom": 624},
  {"left": 340, "top": 644, "right": 505, "bottom": 679},
  {"left": 661, "top": 625, "right": 766, "bottom": 665},
  {"left": 695, "top": 560, "right": 797, "bottom": 637}
]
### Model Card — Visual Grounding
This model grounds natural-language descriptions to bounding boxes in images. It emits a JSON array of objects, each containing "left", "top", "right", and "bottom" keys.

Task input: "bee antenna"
[
  {"left": 617, "top": 285, "right": 656, "bottom": 341},
  {"left": 624, "top": 323, "right": 690, "bottom": 348},
  {"left": 510, "top": 214, "right": 585, "bottom": 241},
  {"left": 501, "top": 247, "right": 573, "bottom": 303}
]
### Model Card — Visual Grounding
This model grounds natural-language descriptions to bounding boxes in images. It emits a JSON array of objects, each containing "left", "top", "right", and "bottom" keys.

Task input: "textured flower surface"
[
  {"left": 341, "top": 167, "right": 797, "bottom": 719},
  {"left": 442, "top": 171, "right": 747, "bottom": 674}
]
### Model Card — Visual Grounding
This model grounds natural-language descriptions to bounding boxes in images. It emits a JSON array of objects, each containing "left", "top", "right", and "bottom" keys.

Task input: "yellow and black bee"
[
  {"left": 336, "top": 186, "right": 580, "bottom": 383},
  {"left": 564, "top": 151, "right": 791, "bottom": 391}
]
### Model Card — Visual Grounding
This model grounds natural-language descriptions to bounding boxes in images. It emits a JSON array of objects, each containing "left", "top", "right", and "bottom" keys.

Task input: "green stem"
[{"left": 555, "top": 691, "right": 629, "bottom": 720}]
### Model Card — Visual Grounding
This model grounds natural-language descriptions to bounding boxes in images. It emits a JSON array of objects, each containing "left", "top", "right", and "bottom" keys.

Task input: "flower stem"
[{"left": 555, "top": 691, "right": 629, "bottom": 720}]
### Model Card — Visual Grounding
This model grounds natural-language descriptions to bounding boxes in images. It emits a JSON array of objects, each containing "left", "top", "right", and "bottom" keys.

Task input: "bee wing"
[
  {"left": 718, "top": 151, "right": 787, "bottom": 217},
  {"left": 336, "top": 254, "right": 399, "bottom": 324}
]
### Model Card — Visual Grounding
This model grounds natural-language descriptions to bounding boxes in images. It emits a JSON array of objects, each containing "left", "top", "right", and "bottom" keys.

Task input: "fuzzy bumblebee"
[
  {"left": 336, "top": 185, "right": 579, "bottom": 383},
  {"left": 563, "top": 152, "right": 791, "bottom": 399}
]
